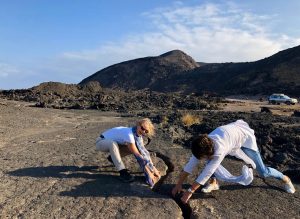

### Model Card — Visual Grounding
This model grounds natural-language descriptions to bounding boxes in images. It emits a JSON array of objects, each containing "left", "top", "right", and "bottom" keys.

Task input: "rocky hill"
[
  {"left": 80, "top": 45, "right": 300, "bottom": 96},
  {"left": 79, "top": 50, "right": 199, "bottom": 90}
]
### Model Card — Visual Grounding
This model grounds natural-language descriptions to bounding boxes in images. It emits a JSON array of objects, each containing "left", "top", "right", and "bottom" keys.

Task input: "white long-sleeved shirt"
[
  {"left": 101, "top": 127, "right": 135, "bottom": 145},
  {"left": 183, "top": 120, "right": 258, "bottom": 185}
]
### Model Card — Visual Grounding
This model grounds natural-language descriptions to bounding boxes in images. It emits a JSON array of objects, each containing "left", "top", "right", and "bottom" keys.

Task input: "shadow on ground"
[{"left": 7, "top": 166, "right": 166, "bottom": 198}]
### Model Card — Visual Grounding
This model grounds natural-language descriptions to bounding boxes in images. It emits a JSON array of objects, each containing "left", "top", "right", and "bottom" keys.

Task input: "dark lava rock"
[
  {"left": 152, "top": 110, "right": 300, "bottom": 171},
  {"left": 260, "top": 107, "right": 272, "bottom": 113},
  {"left": 293, "top": 110, "right": 300, "bottom": 117},
  {"left": 0, "top": 82, "right": 223, "bottom": 112},
  {"left": 272, "top": 152, "right": 289, "bottom": 164},
  {"left": 283, "top": 169, "right": 300, "bottom": 183}
]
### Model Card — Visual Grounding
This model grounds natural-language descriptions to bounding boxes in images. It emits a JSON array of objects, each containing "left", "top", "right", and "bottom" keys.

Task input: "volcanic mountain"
[
  {"left": 80, "top": 45, "right": 300, "bottom": 96},
  {"left": 79, "top": 50, "right": 199, "bottom": 90}
]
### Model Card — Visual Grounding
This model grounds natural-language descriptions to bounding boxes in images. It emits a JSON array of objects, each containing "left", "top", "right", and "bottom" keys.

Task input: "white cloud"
[
  {"left": 3, "top": 1, "right": 300, "bottom": 89},
  {"left": 0, "top": 63, "right": 20, "bottom": 78},
  {"left": 0, "top": 63, "right": 42, "bottom": 89},
  {"left": 59, "top": 1, "right": 300, "bottom": 75}
]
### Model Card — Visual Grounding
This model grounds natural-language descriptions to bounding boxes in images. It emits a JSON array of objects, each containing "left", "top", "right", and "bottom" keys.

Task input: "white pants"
[{"left": 96, "top": 137, "right": 131, "bottom": 171}]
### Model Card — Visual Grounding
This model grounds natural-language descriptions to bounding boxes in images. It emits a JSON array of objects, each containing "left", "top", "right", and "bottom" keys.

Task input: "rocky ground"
[
  {"left": 0, "top": 82, "right": 221, "bottom": 111},
  {"left": 0, "top": 100, "right": 182, "bottom": 218},
  {"left": 0, "top": 98, "right": 299, "bottom": 218}
]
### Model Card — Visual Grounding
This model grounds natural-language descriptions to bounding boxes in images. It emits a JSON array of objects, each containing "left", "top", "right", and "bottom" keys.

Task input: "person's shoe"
[
  {"left": 119, "top": 169, "right": 135, "bottom": 183},
  {"left": 201, "top": 183, "right": 220, "bottom": 193},
  {"left": 107, "top": 155, "right": 113, "bottom": 164},
  {"left": 284, "top": 176, "right": 296, "bottom": 194}
]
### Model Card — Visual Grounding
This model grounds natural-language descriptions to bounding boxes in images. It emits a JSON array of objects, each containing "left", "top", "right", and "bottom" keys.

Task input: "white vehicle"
[{"left": 268, "top": 94, "right": 298, "bottom": 105}]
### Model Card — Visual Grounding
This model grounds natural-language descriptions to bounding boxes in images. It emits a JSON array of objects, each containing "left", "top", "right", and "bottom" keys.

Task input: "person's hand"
[
  {"left": 153, "top": 167, "right": 161, "bottom": 178},
  {"left": 145, "top": 165, "right": 160, "bottom": 185},
  {"left": 180, "top": 190, "right": 193, "bottom": 204},
  {"left": 172, "top": 184, "right": 183, "bottom": 197},
  {"left": 151, "top": 174, "right": 160, "bottom": 185}
]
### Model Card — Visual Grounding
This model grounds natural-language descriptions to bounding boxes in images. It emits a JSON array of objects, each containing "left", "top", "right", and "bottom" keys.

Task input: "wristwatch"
[{"left": 187, "top": 188, "right": 194, "bottom": 193}]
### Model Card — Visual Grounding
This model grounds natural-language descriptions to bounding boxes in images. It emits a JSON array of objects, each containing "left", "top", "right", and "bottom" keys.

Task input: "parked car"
[{"left": 268, "top": 94, "right": 298, "bottom": 105}]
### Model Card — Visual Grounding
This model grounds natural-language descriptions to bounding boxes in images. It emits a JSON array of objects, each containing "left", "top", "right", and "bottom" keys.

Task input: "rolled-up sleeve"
[
  {"left": 183, "top": 155, "right": 199, "bottom": 174},
  {"left": 195, "top": 154, "right": 224, "bottom": 185}
]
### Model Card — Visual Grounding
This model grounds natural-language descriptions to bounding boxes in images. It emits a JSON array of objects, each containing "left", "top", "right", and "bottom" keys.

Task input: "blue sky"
[{"left": 1, "top": 0, "right": 300, "bottom": 89}]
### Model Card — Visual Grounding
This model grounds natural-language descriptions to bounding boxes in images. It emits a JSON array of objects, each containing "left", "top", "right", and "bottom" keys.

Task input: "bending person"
[
  {"left": 172, "top": 119, "right": 296, "bottom": 204},
  {"left": 96, "top": 118, "right": 161, "bottom": 184}
]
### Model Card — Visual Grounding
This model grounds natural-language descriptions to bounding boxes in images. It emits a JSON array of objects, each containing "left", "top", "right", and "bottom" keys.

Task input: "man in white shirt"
[{"left": 172, "top": 120, "right": 296, "bottom": 204}]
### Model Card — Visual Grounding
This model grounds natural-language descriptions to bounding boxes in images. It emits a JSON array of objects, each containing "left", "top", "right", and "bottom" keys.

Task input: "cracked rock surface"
[
  {"left": 0, "top": 100, "right": 181, "bottom": 218},
  {"left": 1, "top": 99, "right": 299, "bottom": 218}
]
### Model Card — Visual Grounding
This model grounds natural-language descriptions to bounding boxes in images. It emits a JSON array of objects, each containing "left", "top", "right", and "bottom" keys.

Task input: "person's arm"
[
  {"left": 152, "top": 166, "right": 161, "bottom": 177},
  {"left": 144, "top": 148, "right": 160, "bottom": 178},
  {"left": 180, "top": 155, "right": 224, "bottom": 204},
  {"left": 128, "top": 140, "right": 161, "bottom": 184},
  {"left": 180, "top": 181, "right": 201, "bottom": 204},
  {"left": 172, "top": 155, "right": 200, "bottom": 196},
  {"left": 195, "top": 154, "right": 224, "bottom": 185},
  {"left": 126, "top": 143, "right": 143, "bottom": 159},
  {"left": 139, "top": 143, "right": 160, "bottom": 176},
  {"left": 172, "top": 171, "right": 190, "bottom": 197}
]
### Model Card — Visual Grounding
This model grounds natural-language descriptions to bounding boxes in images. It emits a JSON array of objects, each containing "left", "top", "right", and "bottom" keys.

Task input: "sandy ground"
[
  {"left": 0, "top": 99, "right": 299, "bottom": 219},
  {"left": 222, "top": 98, "right": 300, "bottom": 116}
]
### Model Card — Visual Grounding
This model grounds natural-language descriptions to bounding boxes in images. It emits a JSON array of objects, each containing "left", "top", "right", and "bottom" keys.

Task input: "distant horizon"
[{"left": 1, "top": 0, "right": 300, "bottom": 89}]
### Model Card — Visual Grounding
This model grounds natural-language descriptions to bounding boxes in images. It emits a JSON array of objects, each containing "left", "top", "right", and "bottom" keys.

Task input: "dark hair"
[{"left": 191, "top": 134, "right": 214, "bottom": 159}]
